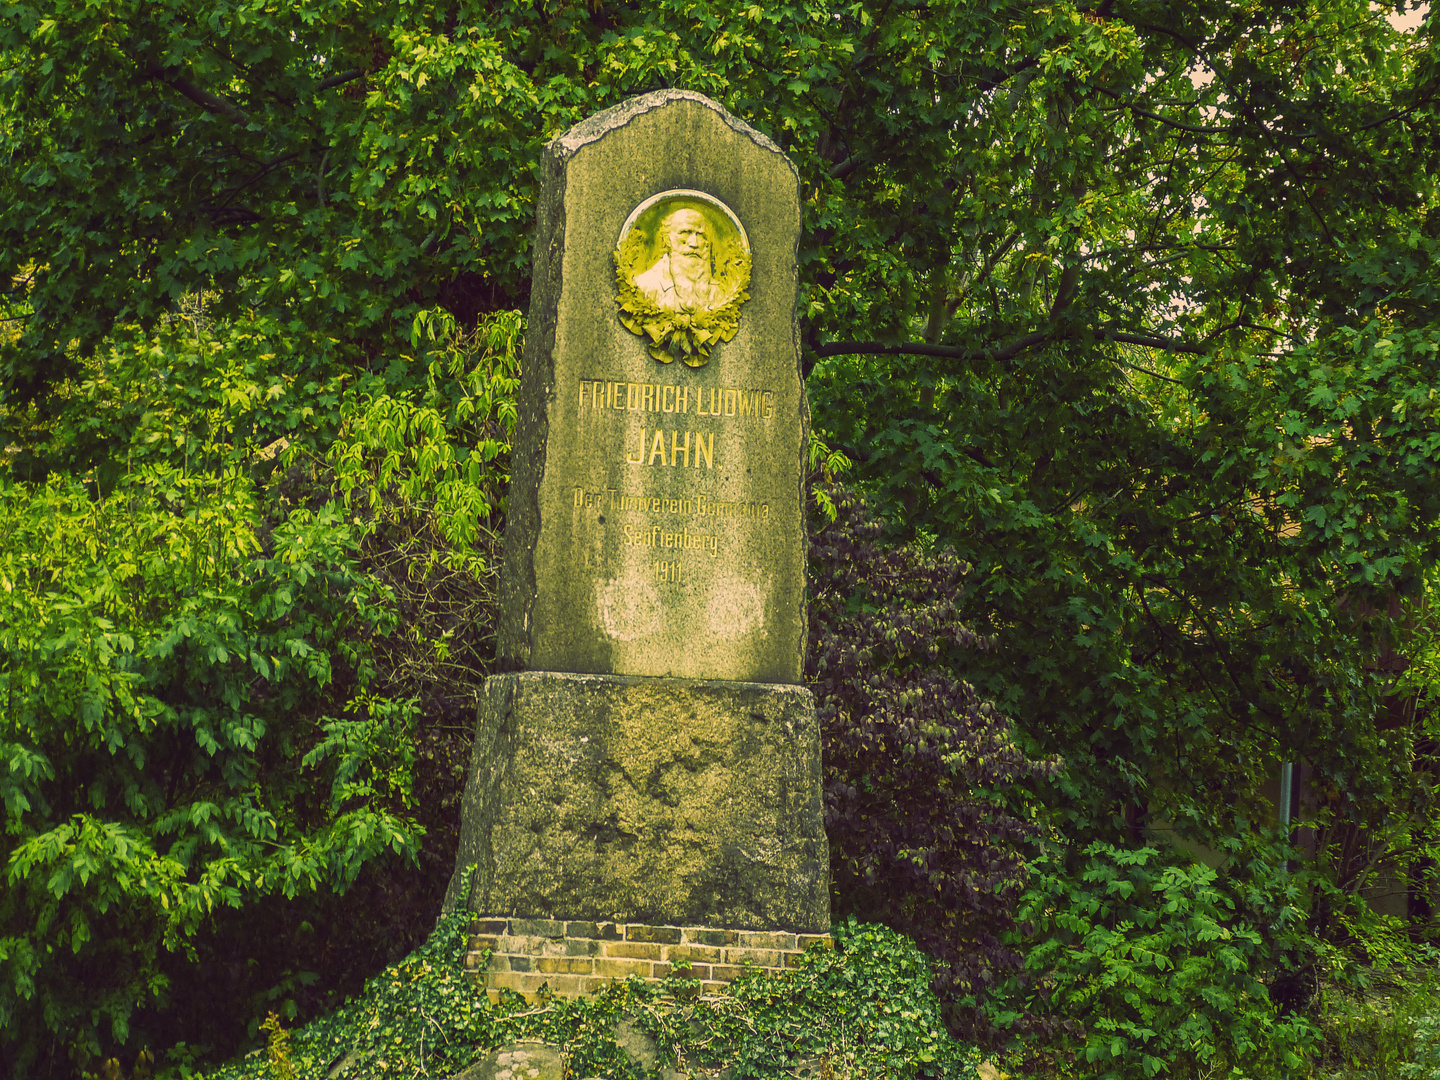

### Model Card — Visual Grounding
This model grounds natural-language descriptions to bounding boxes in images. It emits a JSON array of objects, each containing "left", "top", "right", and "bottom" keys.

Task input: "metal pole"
[
  {"left": 1279, "top": 761, "right": 1294, "bottom": 831},
  {"left": 1279, "top": 761, "right": 1296, "bottom": 875}
]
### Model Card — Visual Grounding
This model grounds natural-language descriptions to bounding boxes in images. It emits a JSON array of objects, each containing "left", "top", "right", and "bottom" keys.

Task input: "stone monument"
[{"left": 446, "top": 90, "right": 829, "bottom": 999}]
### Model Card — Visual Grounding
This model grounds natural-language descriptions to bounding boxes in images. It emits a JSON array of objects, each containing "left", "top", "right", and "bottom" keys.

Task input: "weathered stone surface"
[
  {"left": 613, "top": 1018, "right": 659, "bottom": 1072},
  {"left": 499, "top": 89, "right": 807, "bottom": 684},
  {"left": 444, "top": 671, "right": 829, "bottom": 932},
  {"left": 609, "top": 1018, "right": 740, "bottom": 1079},
  {"left": 450, "top": 1041, "right": 562, "bottom": 1080}
]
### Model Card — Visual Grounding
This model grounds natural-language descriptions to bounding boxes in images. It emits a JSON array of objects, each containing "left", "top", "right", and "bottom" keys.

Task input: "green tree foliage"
[
  {"left": 995, "top": 843, "right": 1318, "bottom": 1078},
  {"left": 0, "top": 464, "right": 414, "bottom": 1074},
  {"left": 795, "top": 0, "right": 1440, "bottom": 979},
  {"left": 2, "top": 0, "right": 613, "bottom": 426},
  {"left": 808, "top": 489, "right": 1058, "bottom": 1036},
  {"left": 0, "top": 303, "right": 523, "bottom": 1075}
]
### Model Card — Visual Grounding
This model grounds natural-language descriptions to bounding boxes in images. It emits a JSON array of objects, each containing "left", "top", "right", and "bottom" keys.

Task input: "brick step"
[{"left": 462, "top": 918, "right": 833, "bottom": 1002}]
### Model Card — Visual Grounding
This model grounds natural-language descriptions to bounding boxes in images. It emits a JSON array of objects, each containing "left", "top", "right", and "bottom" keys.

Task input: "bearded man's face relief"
[
  {"left": 613, "top": 189, "right": 752, "bottom": 366},
  {"left": 668, "top": 210, "right": 711, "bottom": 277},
  {"left": 629, "top": 205, "right": 731, "bottom": 316}
]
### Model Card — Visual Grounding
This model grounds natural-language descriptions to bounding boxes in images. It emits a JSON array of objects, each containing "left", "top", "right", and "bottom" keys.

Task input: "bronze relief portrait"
[{"left": 614, "top": 190, "right": 751, "bottom": 367}]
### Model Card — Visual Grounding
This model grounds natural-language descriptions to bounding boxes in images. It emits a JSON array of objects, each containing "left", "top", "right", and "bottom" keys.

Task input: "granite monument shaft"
[{"left": 447, "top": 91, "right": 829, "bottom": 959}]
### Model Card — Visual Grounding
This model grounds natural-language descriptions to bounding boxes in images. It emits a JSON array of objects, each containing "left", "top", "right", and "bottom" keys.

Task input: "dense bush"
[
  {"left": 1406, "top": 1011, "right": 1440, "bottom": 1080},
  {"left": 327, "top": 308, "right": 521, "bottom": 717},
  {"left": 0, "top": 465, "right": 414, "bottom": 1077},
  {"left": 993, "top": 843, "right": 1319, "bottom": 1079},
  {"left": 0, "top": 308, "right": 519, "bottom": 1078},
  {"left": 808, "top": 488, "right": 1059, "bottom": 1037}
]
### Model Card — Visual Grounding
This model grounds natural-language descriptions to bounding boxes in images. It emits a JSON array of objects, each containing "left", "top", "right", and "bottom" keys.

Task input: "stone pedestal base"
[
  {"left": 462, "top": 917, "right": 833, "bottom": 1003},
  {"left": 444, "top": 671, "right": 829, "bottom": 932}
]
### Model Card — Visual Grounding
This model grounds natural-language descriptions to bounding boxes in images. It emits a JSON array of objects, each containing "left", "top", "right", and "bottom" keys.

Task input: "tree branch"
[
  {"left": 1087, "top": 82, "right": 1229, "bottom": 135},
  {"left": 1356, "top": 96, "right": 1437, "bottom": 131},
  {"left": 146, "top": 65, "right": 251, "bottom": 126},
  {"left": 812, "top": 326, "right": 1209, "bottom": 362},
  {"left": 952, "top": 228, "right": 1020, "bottom": 312},
  {"left": 1115, "top": 358, "right": 1183, "bottom": 384},
  {"left": 810, "top": 331, "right": 1050, "bottom": 363},
  {"left": 317, "top": 68, "right": 364, "bottom": 91},
  {"left": 1133, "top": 22, "right": 1208, "bottom": 57},
  {"left": 1106, "top": 331, "right": 1206, "bottom": 354},
  {"left": 1204, "top": 318, "right": 1292, "bottom": 342},
  {"left": 207, "top": 151, "right": 302, "bottom": 216}
]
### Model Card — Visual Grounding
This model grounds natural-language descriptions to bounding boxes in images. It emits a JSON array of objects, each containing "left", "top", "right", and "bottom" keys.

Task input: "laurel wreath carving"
[{"left": 613, "top": 227, "right": 751, "bottom": 368}]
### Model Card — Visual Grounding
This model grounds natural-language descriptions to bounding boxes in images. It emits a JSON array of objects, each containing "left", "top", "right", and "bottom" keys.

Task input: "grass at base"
[{"left": 1312, "top": 956, "right": 1440, "bottom": 1080}]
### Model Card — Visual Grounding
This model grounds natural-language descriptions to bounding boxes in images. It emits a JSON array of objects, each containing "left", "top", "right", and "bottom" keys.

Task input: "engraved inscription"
[
  {"left": 625, "top": 429, "right": 715, "bottom": 468},
  {"left": 572, "top": 485, "right": 769, "bottom": 588},
  {"left": 580, "top": 379, "right": 780, "bottom": 475},
  {"left": 697, "top": 496, "right": 770, "bottom": 519},
  {"left": 622, "top": 524, "right": 720, "bottom": 556},
  {"left": 580, "top": 380, "right": 774, "bottom": 420},
  {"left": 573, "top": 486, "right": 770, "bottom": 524},
  {"left": 568, "top": 368, "right": 786, "bottom": 618}
]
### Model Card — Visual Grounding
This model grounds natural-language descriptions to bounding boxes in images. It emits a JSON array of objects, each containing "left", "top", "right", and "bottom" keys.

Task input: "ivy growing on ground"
[{"left": 200, "top": 913, "right": 986, "bottom": 1080}]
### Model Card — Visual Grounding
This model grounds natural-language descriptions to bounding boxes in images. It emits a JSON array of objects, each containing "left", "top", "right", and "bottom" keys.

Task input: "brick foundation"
[{"left": 463, "top": 918, "right": 834, "bottom": 1003}]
